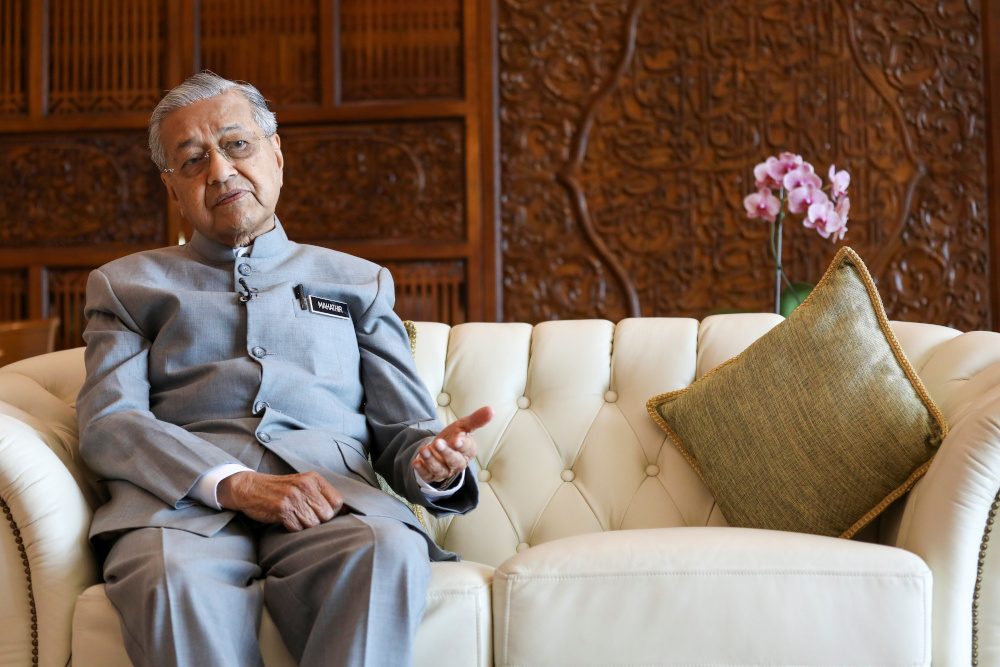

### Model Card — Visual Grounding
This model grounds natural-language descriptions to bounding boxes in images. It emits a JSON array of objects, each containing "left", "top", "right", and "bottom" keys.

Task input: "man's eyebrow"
[{"left": 174, "top": 124, "right": 247, "bottom": 151}]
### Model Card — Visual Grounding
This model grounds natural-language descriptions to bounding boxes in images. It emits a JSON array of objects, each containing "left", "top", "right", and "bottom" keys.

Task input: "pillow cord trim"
[{"left": 645, "top": 247, "right": 949, "bottom": 539}]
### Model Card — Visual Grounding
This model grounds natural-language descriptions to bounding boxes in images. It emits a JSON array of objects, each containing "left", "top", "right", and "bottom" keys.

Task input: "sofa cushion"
[
  {"left": 71, "top": 560, "right": 494, "bottom": 667},
  {"left": 492, "top": 527, "right": 931, "bottom": 667},
  {"left": 647, "top": 247, "right": 947, "bottom": 538}
]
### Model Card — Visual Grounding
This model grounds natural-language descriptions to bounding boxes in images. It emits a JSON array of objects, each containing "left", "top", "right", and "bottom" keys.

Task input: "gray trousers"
[{"left": 102, "top": 474, "right": 431, "bottom": 666}]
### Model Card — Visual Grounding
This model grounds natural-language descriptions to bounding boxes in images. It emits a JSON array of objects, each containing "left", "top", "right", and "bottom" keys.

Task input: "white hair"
[{"left": 148, "top": 72, "right": 277, "bottom": 171}]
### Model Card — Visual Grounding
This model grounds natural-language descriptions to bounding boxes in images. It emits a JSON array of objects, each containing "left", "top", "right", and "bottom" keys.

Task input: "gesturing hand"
[
  {"left": 217, "top": 470, "right": 344, "bottom": 532},
  {"left": 412, "top": 406, "right": 494, "bottom": 484}
]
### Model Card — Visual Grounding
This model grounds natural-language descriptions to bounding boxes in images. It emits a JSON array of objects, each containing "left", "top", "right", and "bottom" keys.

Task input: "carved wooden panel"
[
  {"left": 201, "top": 0, "right": 321, "bottom": 107},
  {"left": 48, "top": 269, "right": 89, "bottom": 350},
  {"left": 499, "top": 0, "right": 990, "bottom": 330},
  {"left": 276, "top": 121, "right": 466, "bottom": 242},
  {"left": 0, "top": 0, "right": 27, "bottom": 115},
  {"left": 386, "top": 260, "right": 466, "bottom": 324},
  {"left": 48, "top": 0, "right": 166, "bottom": 114},
  {"left": 0, "top": 132, "right": 165, "bottom": 246},
  {"left": 0, "top": 271, "right": 27, "bottom": 322},
  {"left": 340, "top": 0, "right": 463, "bottom": 101}
]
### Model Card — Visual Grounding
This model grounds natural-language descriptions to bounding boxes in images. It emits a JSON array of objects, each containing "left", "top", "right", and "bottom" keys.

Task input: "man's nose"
[{"left": 206, "top": 148, "right": 237, "bottom": 184}]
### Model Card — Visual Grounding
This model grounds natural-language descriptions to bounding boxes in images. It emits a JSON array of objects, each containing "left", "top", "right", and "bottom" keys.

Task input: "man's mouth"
[{"left": 214, "top": 190, "right": 247, "bottom": 207}]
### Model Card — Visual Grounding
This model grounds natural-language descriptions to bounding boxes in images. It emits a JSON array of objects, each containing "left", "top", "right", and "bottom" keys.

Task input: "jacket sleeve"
[
  {"left": 358, "top": 267, "right": 479, "bottom": 517},
  {"left": 76, "top": 269, "right": 241, "bottom": 509}
]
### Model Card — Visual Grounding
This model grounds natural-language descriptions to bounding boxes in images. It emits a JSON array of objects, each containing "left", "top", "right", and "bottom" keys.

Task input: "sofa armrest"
[
  {"left": 891, "top": 391, "right": 1000, "bottom": 666},
  {"left": 0, "top": 412, "right": 100, "bottom": 667}
]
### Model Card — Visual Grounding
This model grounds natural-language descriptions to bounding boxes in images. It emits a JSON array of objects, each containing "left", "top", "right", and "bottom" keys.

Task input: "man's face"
[{"left": 159, "top": 90, "right": 284, "bottom": 247}]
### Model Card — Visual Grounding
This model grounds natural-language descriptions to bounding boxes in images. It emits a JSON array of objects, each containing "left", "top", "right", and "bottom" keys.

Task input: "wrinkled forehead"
[{"left": 160, "top": 90, "right": 262, "bottom": 153}]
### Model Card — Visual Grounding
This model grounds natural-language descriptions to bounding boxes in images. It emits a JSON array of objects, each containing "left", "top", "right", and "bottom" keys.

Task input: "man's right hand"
[{"left": 217, "top": 471, "right": 344, "bottom": 532}]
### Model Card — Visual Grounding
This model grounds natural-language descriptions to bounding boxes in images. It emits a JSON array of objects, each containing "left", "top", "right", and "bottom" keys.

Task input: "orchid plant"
[{"left": 743, "top": 152, "right": 850, "bottom": 315}]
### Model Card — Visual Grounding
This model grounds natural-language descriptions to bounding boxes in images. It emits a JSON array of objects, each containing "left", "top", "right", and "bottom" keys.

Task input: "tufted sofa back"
[{"left": 409, "top": 315, "right": 990, "bottom": 568}]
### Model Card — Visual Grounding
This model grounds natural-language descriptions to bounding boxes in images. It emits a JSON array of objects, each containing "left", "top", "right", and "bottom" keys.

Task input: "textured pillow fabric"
[{"left": 647, "top": 247, "right": 947, "bottom": 538}]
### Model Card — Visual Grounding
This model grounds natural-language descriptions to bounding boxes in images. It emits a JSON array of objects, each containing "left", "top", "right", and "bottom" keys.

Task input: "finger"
[
  {"left": 418, "top": 446, "right": 449, "bottom": 479},
  {"left": 318, "top": 482, "right": 344, "bottom": 517},
  {"left": 434, "top": 438, "right": 469, "bottom": 471},
  {"left": 447, "top": 434, "right": 478, "bottom": 460},
  {"left": 456, "top": 406, "right": 494, "bottom": 433},
  {"left": 424, "top": 441, "right": 449, "bottom": 465}
]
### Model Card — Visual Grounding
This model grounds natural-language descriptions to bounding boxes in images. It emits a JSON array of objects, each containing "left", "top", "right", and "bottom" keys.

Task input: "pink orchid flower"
[
  {"left": 754, "top": 158, "right": 781, "bottom": 189},
  {"left": 786, "top": 183, "right": 829, "bottom": 215},
  {"left": 744, "top": 187, "right": 782, "bottom": 223},
  {"left": 835, "top": 195, "right": 850, "bottom": 225},
  {"left": 829, "top": 165, "right": 850, "bottom": 199},
  {"left": 782, "top": 166, "right": 822, "bottom": 193},
  {"left": 805, "top": 201, "right": 845, "bottom": 240}
]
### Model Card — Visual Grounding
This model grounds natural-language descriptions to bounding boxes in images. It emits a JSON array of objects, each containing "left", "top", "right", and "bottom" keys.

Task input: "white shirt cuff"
[
  {"left": 188, "top": 463, "right": 254, "bottom": 510},
  {"left": 415, "top": 468, "right": 465, "bottom": 499}
]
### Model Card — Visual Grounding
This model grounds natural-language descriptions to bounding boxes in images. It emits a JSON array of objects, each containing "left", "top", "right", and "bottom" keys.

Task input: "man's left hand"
[{"left": 413, "top": 406, "right": 494, "bottom": 484}]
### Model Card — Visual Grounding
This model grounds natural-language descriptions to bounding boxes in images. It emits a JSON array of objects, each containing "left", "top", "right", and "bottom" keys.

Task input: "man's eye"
[
  {"left": 230, "top": 140, "right": 249, "bottom": 150},
  {"left": 182, "top": 156, "right": 203, "bottom": 168}
]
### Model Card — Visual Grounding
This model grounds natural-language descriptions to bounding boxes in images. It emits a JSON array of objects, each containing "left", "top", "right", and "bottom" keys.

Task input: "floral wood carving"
[
  {"left": 277, "top": 122, "right": 466, "bottom": 242},
  {"left": 0, "top": 133, "right": 165, "bottom": 246},
  {"left": 499, "top": 0, "right": 989, "bottom": 329}
]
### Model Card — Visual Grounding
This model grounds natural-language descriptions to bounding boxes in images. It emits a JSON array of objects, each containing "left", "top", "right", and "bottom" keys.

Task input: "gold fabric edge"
[{"left": 403, "top": 320, "right": 418, "bottom": 358}]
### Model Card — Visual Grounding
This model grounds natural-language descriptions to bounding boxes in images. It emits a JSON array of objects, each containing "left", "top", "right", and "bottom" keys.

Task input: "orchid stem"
[{"left": 771, "top": 190, "right": 786, "bottom": 315}]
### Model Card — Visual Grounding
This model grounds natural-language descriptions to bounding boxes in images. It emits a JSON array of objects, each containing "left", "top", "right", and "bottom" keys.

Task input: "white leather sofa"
[{"left": 1, "top": 315, "right": 999, "bottom": 666}]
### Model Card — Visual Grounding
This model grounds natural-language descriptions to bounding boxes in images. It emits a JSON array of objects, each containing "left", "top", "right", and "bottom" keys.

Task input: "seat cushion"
[
  {"left": 493, "top": 527, "right": 931, "bottom": 667},
  {"left": 648, "top": 247, "right": 947, "bottom": 538},
  {"left": 71, "top": 560, "right": 493, "bottom": 667}
]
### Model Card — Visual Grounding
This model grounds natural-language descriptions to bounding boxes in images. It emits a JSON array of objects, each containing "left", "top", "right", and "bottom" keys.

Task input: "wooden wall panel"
[
  {"left": 48, "top": 269, "right": 89, "bottom": 350},
  {"left": 340, "top": 0, "right": 463, "bottom": 101},
  {"left": 201, "top": 0, "right": 321, "bottom": 107},
  {"left": 48, "top": 0, "right": 166, "bottom": 114},
  {"left": 0, "top": 0, "right": 27, "bottom": 115},
  {"left": 498, "top": 0, "right": 991, "bottom": 330},
  {"left": 384, "top": 260, "right": 466, "bottom": 324},
  {"left": 0, "top": 271, "right": 27, "bottom": 322},
  {"left": 0, "top": 132, "right": 166, "bottom": 246},
  {"left": 277, "top": 121, "right": 466, "bottom": 242}
]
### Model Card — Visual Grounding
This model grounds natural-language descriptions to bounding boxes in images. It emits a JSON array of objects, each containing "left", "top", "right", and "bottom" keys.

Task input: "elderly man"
[{"left": 76, "top": 71, "right": 491, "bottom": 667}]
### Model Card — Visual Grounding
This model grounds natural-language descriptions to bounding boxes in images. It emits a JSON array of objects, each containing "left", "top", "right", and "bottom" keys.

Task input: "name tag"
[{"left": 308, "top": 295, "right": 350, "bottom": 319}]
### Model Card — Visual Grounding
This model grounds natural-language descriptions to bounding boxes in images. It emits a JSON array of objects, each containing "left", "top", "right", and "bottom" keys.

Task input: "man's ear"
[
  {"left": 160, "top": 172, "right": 179, "bottom": 202},
  {"left": 272, "top": 134, "right": 284, "bottom": 171}
]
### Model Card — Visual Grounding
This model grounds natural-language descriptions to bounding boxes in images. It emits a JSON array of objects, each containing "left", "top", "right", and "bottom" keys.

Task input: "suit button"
[
  {"left": 254, "top": 401, "right": 269, "bottom": 414},
  {"left": 238, "top": 263, "right": 252, "bottom": 276},
  {"left": 257, "top": 432, "right": 271, "bottom": 443},
  {"left": 252, "top": 346, "right": 266, "bottom": 358}
]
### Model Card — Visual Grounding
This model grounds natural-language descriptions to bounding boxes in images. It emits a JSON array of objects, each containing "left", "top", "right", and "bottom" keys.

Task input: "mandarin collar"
[{"left": 188, "top": 217, "right": 290, "bottom": 263}]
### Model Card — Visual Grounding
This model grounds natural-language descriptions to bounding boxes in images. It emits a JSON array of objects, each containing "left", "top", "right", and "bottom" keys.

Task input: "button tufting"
[
  {"left": 437, "top": 393, "right": 451, "bottom": 407},
  {"left": 478, "top": 469, "right": 492, "bottom": 483},
  {"left": 253, "top": 401, "right": 270, "bottom": 414},
  {"left": 238, "top": 263, "right": 252, "bottom": 276},
  {"left": 257, "top": 432, "right": 271, "bottom": 443},
  {"left": 516, "top": 396, "right": 531, "bottom": 409},
  {"left": 561, "top": 470, "right": 575, "bottom": 482},
  {"left": 645, "top": 464, "right": 660, "bottom": 477},
  {"left": 604, "top": 390, "right": 618, "bottom": 403},
  {"left": 516, "top": 542, "right": 530, "bottom": 553},
  {"left": 251, "top": 346, "right": 266, "bottom": 358}
]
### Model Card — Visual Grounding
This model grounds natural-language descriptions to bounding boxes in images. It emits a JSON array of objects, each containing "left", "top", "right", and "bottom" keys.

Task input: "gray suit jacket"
[{"left": 77, "top": 219, "right": 476, "bottom": 562}]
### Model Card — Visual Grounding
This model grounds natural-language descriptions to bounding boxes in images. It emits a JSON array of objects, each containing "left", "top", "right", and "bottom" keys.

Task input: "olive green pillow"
[{"left": 647, "top": 247, "right": 947, "bottom": 538}]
